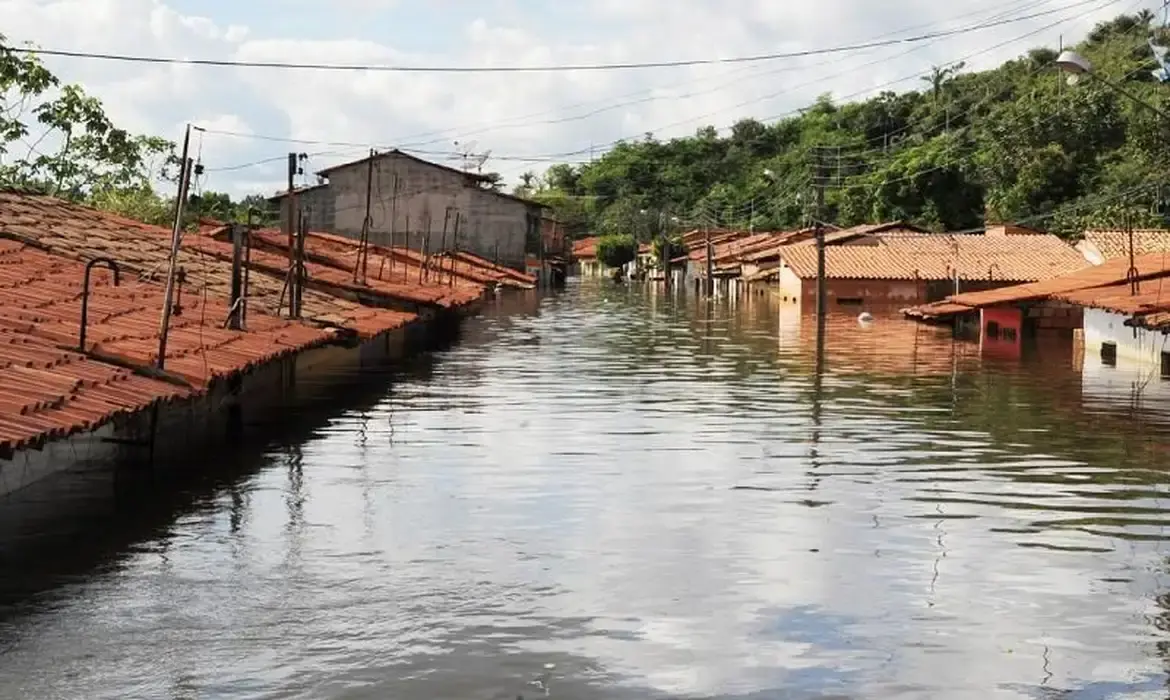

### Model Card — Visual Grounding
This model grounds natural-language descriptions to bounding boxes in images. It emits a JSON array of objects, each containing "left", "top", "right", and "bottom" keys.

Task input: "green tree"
[
  {"left": 529, "top": 11, "right": 1170, "bottom": 239},
  {"left": 596, "top": 233, "right": 637, "bottom": 268},
  {"left": 0, "top": 37, "right": 173, "bottom": 218}
]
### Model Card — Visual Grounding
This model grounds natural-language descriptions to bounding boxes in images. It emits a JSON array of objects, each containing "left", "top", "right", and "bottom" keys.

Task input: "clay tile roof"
[
  {"left": 571, "top": 236, "right": 599, "bottom": 259},
  {"left": 1080, "top": 229, "right": 1170, "bottom": 261},
  {"left": 1054, "top": 283, "right": 1170, "bottom": 315},
  {"left": 781, "top": 233, "right": 1087, "bottom": 283},
  {"left": 0, "top": 332, "right": 189, "bottom": 454},
  {"left": 0, "top": 237, "right": 384, "bottom": 453},
  {"left": 946, "top": 251, "right": 1170, "bottom": 308},
  {"left": 0, "top": 191, "right": 421, "bottom": 337},
  {"left": 217, "top": 225, "right": 503, "bottom": 299}
]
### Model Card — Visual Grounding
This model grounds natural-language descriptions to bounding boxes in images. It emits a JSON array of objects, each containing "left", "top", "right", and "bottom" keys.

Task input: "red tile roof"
[
  {"left": 211, "top": 226, "right": 492, "bottom": 302},
  {"left": 0, "top": 239, "right": 337, "bottom": 387},
  {"left": 0, "top": 192, "right": 418, "bottom": 337},
  {"left": 0, "top": 333, "right": 189, "bottom": 453},
  {"left": 780, "top": 233, "right": 1087, "bottom": 282},
  {"left": 1079, "top": 228, "right": 1170, "bottom": 261},
  {"left": 902, "top": 250, "right": 1170, "bottom": 322},
  {"left": 572, "top": 236, "right": 599, "bottom": 259},
  {"left": 1055, "top": 282, "right": 1170, "bottom": 315},
  {"left": 446, "top": 250, "right": 536, "bottom": 286}
]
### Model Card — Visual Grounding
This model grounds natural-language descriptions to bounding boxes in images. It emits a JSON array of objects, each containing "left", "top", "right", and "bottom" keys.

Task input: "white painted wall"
[{"left": 1083, "top": 307, "right": 1170, "bottom": 368}]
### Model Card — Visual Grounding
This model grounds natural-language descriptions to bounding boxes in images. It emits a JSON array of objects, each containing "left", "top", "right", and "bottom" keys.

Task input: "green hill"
[{"left": 525, "top": 11, "right": 1170, "bottom": 241}]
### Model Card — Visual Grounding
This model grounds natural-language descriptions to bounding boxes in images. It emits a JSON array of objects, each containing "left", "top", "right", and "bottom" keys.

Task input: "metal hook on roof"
[
  {"left": 78, "top": 257, "right": 121, "bottom": 353},
  {"left": 988, "top": 263, "right": 1001, "bottom": 281}
]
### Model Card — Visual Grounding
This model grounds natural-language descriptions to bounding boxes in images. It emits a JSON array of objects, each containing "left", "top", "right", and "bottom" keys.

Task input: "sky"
[{"left": 0, "top": 0, "right": 1155, "bottom": 199}]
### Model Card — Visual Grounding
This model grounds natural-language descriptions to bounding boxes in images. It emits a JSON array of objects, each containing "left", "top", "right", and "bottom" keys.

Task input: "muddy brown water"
[{"left": 2, "top": 281, "right": 1170, "bottom": 699}]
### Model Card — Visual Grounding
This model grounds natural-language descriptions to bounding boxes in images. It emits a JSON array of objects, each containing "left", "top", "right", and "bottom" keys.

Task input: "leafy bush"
[{"left": 596, "top": 233, "right": 637, "bottom": 268}]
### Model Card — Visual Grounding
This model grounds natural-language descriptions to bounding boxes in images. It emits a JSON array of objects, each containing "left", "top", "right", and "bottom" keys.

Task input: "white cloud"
[{"left": 0, "top": 0, "right": 1139, "bottom": 198}]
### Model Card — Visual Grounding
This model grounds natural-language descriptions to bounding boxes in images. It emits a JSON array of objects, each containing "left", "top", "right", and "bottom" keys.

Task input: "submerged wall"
[{"left": 0, "top": 318, "right": 436, "bottom": 499}]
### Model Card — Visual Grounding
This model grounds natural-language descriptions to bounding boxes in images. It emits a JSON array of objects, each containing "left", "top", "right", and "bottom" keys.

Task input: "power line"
[
  {"left": 197, "top": 0, "right": 1117, "bottom": 178},
  {"left": 371, "top": 0, "right": 1045, "bottom": 149},
  {"left": 4, "top": 4, "right": 1112, "bottom": 74}
]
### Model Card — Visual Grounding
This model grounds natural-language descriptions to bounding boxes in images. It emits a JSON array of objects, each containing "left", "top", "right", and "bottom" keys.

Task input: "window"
[
  {"left": 985, "top": 321, "right": 1000, "bottom": 339},
  {"left": 837, "top": 297, "right": 863, "bottom": 306},
  {"left": 1101, "top": 341, "right": 1117, "bottom": 366},
  {"left": 1162, "top": 351, "right": 1170, "bottom": 378},
  {"left": 1002, "top": 327, "right": 1018, "bottom": 342}
]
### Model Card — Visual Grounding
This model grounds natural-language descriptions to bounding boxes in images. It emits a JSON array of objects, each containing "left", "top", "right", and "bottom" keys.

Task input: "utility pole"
[
  {"left": 156, "top": 124, "right": 194, "bottom": 369},
  {"left": 449, "top": 210, "right": 460, "bottom": 288},
  {"left": 813, "top": 146, "right": 828, "bottom": 329},
  {"left": 356, "top": 148, "right": 375, "bottom": 283},
  {"left": 285, "top": 153, "right": 297, "bottom": 253},
  {"left": 388, "top": 172, "right": 400, "bottom": 278},
  {"left": 705, "top": 226, "right": 714, "bottom": 297},
  {"left": 438, "top": 207, "right": 451, "bottom": 284},
  {"left": 293, "top": 209, "right": 307, "bottom": 318},
  {"left": 228, "top": 223, "right": 244, "bottom": 331}
]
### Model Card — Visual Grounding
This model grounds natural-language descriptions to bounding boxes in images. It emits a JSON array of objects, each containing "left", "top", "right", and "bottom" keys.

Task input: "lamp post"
[{"left": 1055, "top": 49, "right": 1170, "bottom": 120}]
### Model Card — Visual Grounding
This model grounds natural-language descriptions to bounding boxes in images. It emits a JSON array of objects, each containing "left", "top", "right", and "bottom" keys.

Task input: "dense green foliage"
[
  {"left": 523, "top": 12, "right": 1170, "bottom": 240},
  {"left": 0, "top": 39, "right": 277, "bottom": 228},
  {"left": 596, "top": 233, "right": 637, "bottom": 268}
]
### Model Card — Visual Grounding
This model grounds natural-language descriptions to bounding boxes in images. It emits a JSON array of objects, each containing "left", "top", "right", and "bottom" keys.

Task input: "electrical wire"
[
  {"left": 4, "top": 5, "right": 1101, "bottom": 74},
  {"left": 195, "top": 0, "right": 1121, "bottom": 178}
]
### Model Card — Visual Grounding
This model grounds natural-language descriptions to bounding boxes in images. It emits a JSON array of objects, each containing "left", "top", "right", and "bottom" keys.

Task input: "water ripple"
[{"left": 3, "top": 282, "right": 1170, "bottom": 698}]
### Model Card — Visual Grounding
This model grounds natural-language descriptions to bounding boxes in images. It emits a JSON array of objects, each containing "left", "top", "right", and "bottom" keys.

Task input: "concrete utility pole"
[
  {"left": 705, "top": 226, "right": 714, "bottom": 296},
  {"left": 156, "top": 124, "right": 194, "bottom": 369},
  {"left": 813, "top": 146, "right": 828, "bottom": 343},
  {"left": 356, "top": 148, "right": 375, "bottom": 283},
  {"left": 285, "top": 152, "right": 297, "bottom": 257}
]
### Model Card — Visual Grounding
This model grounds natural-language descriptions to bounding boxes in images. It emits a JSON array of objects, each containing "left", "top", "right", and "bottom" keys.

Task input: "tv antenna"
[{"left": 452, "top": 140, "right": 491, "bottom": 173}]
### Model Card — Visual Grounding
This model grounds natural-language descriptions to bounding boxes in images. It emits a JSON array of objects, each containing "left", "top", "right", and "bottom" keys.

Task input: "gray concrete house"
[{"left": 268, "top": 150, "right": 545, "bottom": 270}]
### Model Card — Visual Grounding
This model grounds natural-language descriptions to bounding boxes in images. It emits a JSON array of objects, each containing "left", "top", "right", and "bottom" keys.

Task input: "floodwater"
[{"left": 4, "top": 281, "right": 1170, "bottom": 699}]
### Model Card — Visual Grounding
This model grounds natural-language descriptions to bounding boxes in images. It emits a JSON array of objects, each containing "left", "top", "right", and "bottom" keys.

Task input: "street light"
[{"left": 1055, "top": 49, "right": 1170, "bottom": 120}]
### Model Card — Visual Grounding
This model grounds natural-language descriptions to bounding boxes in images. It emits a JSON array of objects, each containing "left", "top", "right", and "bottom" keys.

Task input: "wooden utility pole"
[{"left": 156, "top": 124, "right": 193, "bottom": 369}]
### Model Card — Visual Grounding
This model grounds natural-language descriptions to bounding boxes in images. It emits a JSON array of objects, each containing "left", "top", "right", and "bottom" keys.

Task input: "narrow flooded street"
[{"left": 4, "top": 281, "right": 1170, "bottom": 699}]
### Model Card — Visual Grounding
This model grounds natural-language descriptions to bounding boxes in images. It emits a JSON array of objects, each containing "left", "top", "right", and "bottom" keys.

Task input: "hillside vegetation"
[{"left": 520, "top": 12, "right": 1170, "bottom": 241}]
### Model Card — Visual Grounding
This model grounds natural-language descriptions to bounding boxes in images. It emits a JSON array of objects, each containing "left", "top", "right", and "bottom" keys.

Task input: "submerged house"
[
  {"left": 764, "top": 224, "right": 1087, "bottom": 312},
  {"left": 268, "top": 150, "right": 548, "bottom": 271},
  {"left": 0, "top": 190, "right": 495, "bottom": 497},
  {"left": 904, "top": 253, "right": 1170, "bottom": 366},
  {"left": 1076, "top": 227, "right": 1170, "bottom": 265},
  {"left": 571, "top": 236, "right": 603, "bottom": 277}
]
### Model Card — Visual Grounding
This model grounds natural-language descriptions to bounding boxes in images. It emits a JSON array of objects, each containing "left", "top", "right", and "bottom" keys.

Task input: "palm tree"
[{"left": 922, "top": 62, "right": 966, "bottom": 99}]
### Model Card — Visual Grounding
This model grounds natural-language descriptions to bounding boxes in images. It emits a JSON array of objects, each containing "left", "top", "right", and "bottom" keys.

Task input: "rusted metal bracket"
[{"left": 78, "top": 257, "right": 121, "bottom": 352}]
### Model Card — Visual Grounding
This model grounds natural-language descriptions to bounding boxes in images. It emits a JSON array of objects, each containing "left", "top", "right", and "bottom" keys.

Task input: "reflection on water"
[{"left": 3, "top": 281, "right": 1170, "bottom": 698}]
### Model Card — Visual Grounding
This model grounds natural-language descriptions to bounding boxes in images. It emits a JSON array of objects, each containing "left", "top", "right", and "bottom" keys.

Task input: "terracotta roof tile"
[
  {"left": 0, "top": 333, "right": 188, "bottom": 452},
  {"left": 571, "top": 236, "right": 599, "bottom": 259},
  {"left": 0, "top": 241, "right": 337, "bottom": 387},
  {"left": 781, "top": 234, "right": 1087, "bottom": 283},
  {"left": 945, "top": 252, "right": 1170, "bottom": 308},
  {"left": 0, "top": 192, "right": 416, "bottom": 338},
  {"left": 1080, "top": 229, "right": 1170, "bottom": 261},
  {"left": 211, "top": 226, "right": 492, "bottom": 302}
]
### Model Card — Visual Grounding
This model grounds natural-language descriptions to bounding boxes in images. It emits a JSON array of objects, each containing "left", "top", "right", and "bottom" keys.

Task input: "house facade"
[
  {"left": 772, "top": 230, "right": 1089, "bottom": 313},
  {"left": 270, "top": 150, "right": 545, "bottom": 270}
]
